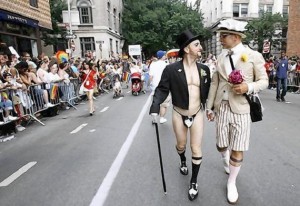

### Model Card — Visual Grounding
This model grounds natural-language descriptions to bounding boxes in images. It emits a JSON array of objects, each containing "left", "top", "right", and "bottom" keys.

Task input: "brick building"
[
  {"left": 0, "top": 0, "right": 52, "bottom": 57},
  {"left": 286, "top": 0, "right": 300, "bottom": 57}
]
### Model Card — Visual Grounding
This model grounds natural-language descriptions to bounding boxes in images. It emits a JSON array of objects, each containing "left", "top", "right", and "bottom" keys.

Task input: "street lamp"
[{"left": 120, "top": 38, "right": 125, "bottom": 49}]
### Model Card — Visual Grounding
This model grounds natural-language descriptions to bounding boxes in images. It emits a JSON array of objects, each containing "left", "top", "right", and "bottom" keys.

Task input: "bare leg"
[
  {"left": 87, "top": 90, "right": 94, "bottom": 114},
  {"left": 43, "top": 90, "right": 49, "bottom": 104},
  {"left": 172, "top": 109, "right": 188, "bottom": 153},
  {"left": 159, "top": 106, "right": 167, "bottom": 117}
]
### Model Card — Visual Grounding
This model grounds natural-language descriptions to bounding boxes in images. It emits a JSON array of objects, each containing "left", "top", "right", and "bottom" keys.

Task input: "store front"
[{"left": 0, "top": 9, "right": 40, "bottom": 58}]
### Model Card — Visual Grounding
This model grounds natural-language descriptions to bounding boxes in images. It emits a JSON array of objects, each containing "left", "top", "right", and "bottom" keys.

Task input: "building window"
[
  {"left": 119, "top": 13, "right": 121, "bottom": 34},
  {"left": 116, "top": 40, "right": 119, "bottom": 54},
  {"left": 110, "top": 38, "right": 113, "bottom": 56},
  {"left": 108, "top": 2, "right": 111, "bottom": 28},
  {"left": 113, "top": 8, "right": 117, "bottom": 31},
  {"left": 80, "top": 37, "right": 95, "bottom": 57},
  {"left": 233, "top": 3, "right": 248, "bottom": 17},
  {"left": 220, "top": 1, "right": 223, "bottom": 12},
  {"left": 30, "top": 0, "right": 38, "bottom": 8},
  {"left": 282, "top": 6, "right": 289, "bottom": 18},
  {"left": 259, "top": 4, "right": 264, "bottom": 17},
  {"left": 266, "top": 5, "right": 273, "bottom": 14},
  {"left": 233, "top": 4, "right": 239, "bottom": 17},
  {"left": 79, "top": 7, "right": 93, "bottom": 24},
  {"left": 259, "top": 4, "right": 273, "bottom": 17}
]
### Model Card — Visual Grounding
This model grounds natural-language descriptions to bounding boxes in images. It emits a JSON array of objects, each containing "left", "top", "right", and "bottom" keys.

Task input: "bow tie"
[{"left": 227, "top": 50, "right": 234, "bottom": 57}]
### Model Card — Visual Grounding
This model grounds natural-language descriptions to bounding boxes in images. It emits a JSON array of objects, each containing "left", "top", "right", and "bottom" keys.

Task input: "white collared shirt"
[{"left": 221, "top": 43, "right": 253, "bottom": 100}]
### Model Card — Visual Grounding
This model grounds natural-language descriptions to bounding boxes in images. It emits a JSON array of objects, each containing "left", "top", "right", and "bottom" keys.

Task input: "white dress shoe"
[
  {"left": 8, "top": 115, "right": 18, "bottom": 121},
  {"left": 227, "top": 182, "right": 238, "bottom": 204},
  {"left": 159, "top": 117, "right": 167, "bottom": 124}
]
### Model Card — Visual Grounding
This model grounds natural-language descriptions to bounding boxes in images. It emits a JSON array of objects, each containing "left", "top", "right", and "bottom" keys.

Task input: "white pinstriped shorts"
[{"left": 216, "top": 101, "right": 251, "bottom": 151}]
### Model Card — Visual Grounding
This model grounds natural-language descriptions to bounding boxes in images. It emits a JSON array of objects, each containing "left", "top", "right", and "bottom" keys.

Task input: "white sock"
[
  {"left": 228, "top": 164, "right": 241, "bottom": 184},
  {"left": 221, "top": 150, "right": 229, "bottom": 158}
]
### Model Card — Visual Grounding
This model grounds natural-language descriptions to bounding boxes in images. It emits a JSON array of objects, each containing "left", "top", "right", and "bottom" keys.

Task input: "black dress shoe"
[
  {"left": 180, "top": 161, "right": 188, "bottom": 175},
  {"left": 188, "top": 183, "right": 198, "bottom": 201},
  {"left": 281, "top": 97, "right": 286, "bottom": 102}
]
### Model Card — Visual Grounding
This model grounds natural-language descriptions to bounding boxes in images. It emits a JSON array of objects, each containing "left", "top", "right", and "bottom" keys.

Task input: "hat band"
[{"left": 218, "top": 28, "right": 245, "bottom": 34}]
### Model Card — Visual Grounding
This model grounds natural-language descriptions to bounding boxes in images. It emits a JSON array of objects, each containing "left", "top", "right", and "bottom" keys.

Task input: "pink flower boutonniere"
[
  {"left": 228, "top": 70, "right": 244, "bottom": 84},
  {"left": 241, "top": 54, "right": 248, "bottom": 62}
]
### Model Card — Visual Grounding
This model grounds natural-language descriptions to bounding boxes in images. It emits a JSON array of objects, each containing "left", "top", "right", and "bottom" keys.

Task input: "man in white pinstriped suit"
[{"left": 206, "top": 19, "right": 268, "bottom": 204}]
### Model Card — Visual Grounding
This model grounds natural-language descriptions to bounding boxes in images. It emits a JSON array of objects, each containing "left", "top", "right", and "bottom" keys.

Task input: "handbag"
[
  {"left": 79, "top": 71, "right": 91, "bottom": 95},
  {"left": 228, "top": 52, "right": 263, "bottom": 122},
  {"left": 243, "top": 93, "right": 263, "bottom": 122}
]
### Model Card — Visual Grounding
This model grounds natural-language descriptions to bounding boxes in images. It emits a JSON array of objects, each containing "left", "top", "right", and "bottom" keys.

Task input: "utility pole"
[{"left": 67, "top": 0, "right": 73, "bottom": 58}]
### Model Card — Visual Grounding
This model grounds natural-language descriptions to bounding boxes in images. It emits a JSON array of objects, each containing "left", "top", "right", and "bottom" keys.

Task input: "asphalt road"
[{"left": 0, "top": 88, "right": 299, "bottom": 206}]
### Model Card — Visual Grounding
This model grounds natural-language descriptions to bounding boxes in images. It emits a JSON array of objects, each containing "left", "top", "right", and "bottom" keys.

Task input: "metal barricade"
[
  {"left": 0, "top": 88, "right": 32, "bottom": 126},
  {"left": 58, "top": 78, "right": 82, "bottom": 109},
  {"left": 287, "top": 71, "right": 300, "bottom": 92},
  {"left": 26, "top": 84, "right": 55, "bottom": 126},
  {"left": 0, "top": 79, "right": 88, "bottom": 128}
]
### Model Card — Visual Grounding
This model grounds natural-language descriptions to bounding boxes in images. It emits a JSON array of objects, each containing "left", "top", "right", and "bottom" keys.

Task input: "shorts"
[
  {"left": 0, "top": 100, "right": 13, "bottom": 110},
  {"left": 216, "top": 101, "right": 251, "bottom": 151}
]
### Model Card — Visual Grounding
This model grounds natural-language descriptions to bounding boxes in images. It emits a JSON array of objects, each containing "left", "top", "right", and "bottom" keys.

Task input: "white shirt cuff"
[{"left": 246, "top": 83, "right": 254, "bottom": 94}]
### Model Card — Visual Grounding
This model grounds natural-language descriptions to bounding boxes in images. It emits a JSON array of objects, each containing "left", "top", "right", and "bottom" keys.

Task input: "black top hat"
[{"left": 176, "top": 30, "right": 201, "bottom": 57}]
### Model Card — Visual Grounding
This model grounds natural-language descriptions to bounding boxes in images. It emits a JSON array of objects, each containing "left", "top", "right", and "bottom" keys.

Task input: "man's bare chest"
[{"left": 184, "top": 66, "right": 200, "bottom": 87}]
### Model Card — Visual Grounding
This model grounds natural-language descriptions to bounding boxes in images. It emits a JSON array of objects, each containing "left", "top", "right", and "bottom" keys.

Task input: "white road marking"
[
  {"left": 89, "top": 129, "right": 96, "bottom": 133},
  {"left": 0, "top": 162, "right": 37, "bottom": 187},
  {"left": 100, "top": 107, "right": 109, "bottom": 112},
  {"left": 89, "top": 95, "right": 152, "bottom": 206},
  {"left": 126, "top": 90, "right": 131, "bottom": 94},
  {"left": 116, "top": 97, "right": 123, "bottom": 101},
  {"left": 70, "top": 123, "right": 88, "bottom": 134}
]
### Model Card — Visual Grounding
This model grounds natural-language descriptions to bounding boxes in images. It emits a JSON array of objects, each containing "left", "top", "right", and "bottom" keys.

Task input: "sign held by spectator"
[
  {"left": 128, "top": 45, "right": 141, "bottom": 56},
  {"left": 9, "top": 46, "right": 20, "bottom": 58}
]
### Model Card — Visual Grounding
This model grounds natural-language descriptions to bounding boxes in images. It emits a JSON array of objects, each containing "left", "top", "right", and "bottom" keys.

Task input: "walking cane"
[{"left": 154, "top": 122, "right": 167, "bottom": 194}]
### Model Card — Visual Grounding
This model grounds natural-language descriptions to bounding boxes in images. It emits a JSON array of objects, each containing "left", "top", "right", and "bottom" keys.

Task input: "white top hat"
[{"left": 217, "top": 19, "right": 248, "bottom": 38}]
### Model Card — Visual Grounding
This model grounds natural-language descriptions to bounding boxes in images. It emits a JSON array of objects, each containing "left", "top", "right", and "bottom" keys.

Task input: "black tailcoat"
[{"left": 149, "top": 60, "right": 211, "bottom": 114}]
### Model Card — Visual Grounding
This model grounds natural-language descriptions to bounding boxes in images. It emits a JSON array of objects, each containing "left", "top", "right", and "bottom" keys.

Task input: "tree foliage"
[
  {"left": 122, "top": 0, "right": 210, "bottom": 57},
  {"left": 41, "top": 0, "right": 67, "bottom": 46},
  {"left": 244, "top": 12, "right": 288, "bottom": 53}
]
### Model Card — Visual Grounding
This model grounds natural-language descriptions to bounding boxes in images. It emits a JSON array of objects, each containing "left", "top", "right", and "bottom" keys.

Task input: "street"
[{"left": 0, "top": 88, "right": 299, "bottom": 206}]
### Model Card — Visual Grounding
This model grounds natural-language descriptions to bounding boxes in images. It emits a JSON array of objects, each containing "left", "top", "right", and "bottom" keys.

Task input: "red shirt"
[
  {"left": 296, "top": 64, "right": 300, "bottom": 73},
  {"left": 264, "top": 62, "right": 271, "bottom": 74},
  {"left": 81, "top": 70, "right": 96, "bottom": 89}
]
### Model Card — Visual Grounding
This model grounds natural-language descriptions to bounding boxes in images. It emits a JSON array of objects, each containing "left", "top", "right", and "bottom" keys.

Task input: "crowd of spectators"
[{"left": 0, "top": 50, "right": 152, "bottom": 141}]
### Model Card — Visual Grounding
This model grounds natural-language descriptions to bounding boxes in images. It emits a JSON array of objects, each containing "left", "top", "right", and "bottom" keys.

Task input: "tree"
[
  {"left": 122, "top": 0, "right": 210, "bottom": 58},
  {"left": 41, "top": 0, "right": 68, "bottom": 46},
  {"left": 244, "top": 12, "right": 288, "bottom": 54}
]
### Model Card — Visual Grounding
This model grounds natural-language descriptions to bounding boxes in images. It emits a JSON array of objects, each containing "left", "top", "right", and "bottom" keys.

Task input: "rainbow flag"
[
  {"left": 50, "top": 85, "right": 58, "bottom": 100},
  {"left": 56, "top": 51, "right": 69, "bottom": 64}
]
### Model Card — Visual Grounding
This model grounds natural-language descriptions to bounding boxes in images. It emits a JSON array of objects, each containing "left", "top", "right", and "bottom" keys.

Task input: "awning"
[{"left": 0, "top": 9, "right": 38, "bottom": 28}]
